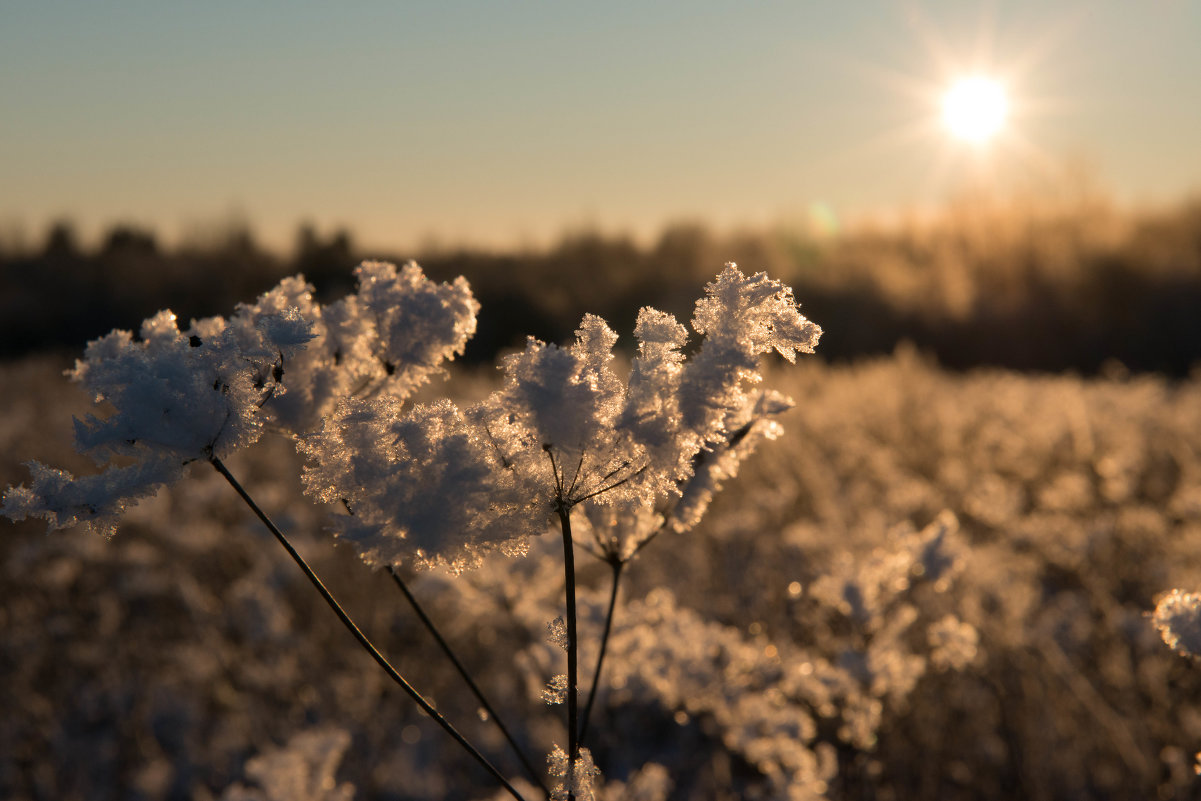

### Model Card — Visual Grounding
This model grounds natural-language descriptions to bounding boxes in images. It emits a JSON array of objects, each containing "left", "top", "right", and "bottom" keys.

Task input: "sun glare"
[{"left": 942, "top": 76, "right": 1008, "bottom": 143}]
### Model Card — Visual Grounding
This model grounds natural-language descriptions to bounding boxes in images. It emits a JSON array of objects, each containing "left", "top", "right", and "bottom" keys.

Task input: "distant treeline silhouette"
[{"left": 3, "top": 192, "right": 1201, "bottom": 374}]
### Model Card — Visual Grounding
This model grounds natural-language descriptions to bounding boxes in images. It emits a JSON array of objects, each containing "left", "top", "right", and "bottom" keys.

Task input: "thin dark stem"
[
  {"left": 577, "top": 539, "right": 605, "bottom": 562},
  {"left": 387, "top": 567, "right": 551, "bottom": 798},
  {"left": 594, "top": 459, "right": 631, "bottom": 486},
  {"left": 578, "top": 559, "right": 622, "bottom": 747},
  {"left": 557, "top": 505, "right": 580, "bottom": 799},
  {"left": 565, "top": 450, "right": 586, "bottom": 498},
  {"left": 629, "top": 517, "right": 670, "bottom": 560},
  {"left": 210, "top": 457, "right": 527, "bottom": 801},
  {"left": 573, "top": 463, "right": 648, "bottom": 505},
  {"left": 545, "top": 445, "right": 564, "bottom": 497}
]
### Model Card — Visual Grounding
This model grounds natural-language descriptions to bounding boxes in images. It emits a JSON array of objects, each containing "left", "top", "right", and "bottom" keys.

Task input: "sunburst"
[
  {"left": 814, "top": 6, "right": 1076, "bottom": 205},
  {"left": 942, "top": 76, "right": 1008, "bottom": 143}
]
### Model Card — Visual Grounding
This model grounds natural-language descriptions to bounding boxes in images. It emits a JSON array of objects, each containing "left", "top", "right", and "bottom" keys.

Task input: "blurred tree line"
[{"left": 3, "top": 192, "right": 1201, "bottom": 373}]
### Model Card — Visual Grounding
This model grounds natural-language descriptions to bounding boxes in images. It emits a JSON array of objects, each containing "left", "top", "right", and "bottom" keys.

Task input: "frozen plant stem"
[
  {"left": 387, "top": 566, "right": 551, "bottom": 798},
  {"left": 209, "top": 457, "right": 527, "bottom": 801},
  {"left": 558, "top": 504, "right": 580, "bottom": 798},
  {"left": 578, "top": 558, "right": 622, "bottom": 747}
]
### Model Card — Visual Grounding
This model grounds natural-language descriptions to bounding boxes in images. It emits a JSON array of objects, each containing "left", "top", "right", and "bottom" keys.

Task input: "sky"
[{"left": 2, "top": 1, "right": 1200, "bottom": 253}]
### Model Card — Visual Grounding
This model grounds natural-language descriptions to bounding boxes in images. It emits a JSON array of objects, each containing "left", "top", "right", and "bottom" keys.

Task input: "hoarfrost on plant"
[
  {"left": 542, "top": 673, "right": 569, "bottom": 705},
  {"left": 548, "top": 744, "right": 602, "bottom": 801},
  {"left": 2, "top": 298, "right": 313, "bottom": 534},
  {"left": 2, "top": 260, "right": 478, "bottom": 539},
  {"left": 301, "top": 263, "right": 821, "bottom": 571}
]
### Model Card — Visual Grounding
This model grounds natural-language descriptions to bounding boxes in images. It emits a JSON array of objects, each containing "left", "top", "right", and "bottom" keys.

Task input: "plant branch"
[
  {"left": 210, "top": 457, "right": 527, "bottom": 801},
  {"left": 629, "top": 516, "right": 671, "bottom": 560},
  {"left": 573, "top": 463, "right": 648, "bottom": 505},
  {"left": 545, "top": 445, "right": 564, "bottom": 498},
  {"left": 566, "top": 450, "right": 586, "bottom": 498},
  {"left": 578, "top": 558, "right": 623, "bottom": 747},
  {"left": 387, "top": 566, "right": 550, "bottom": 798},
  {"left": 596, "top": 459, "right": 629, "bottom": 485}
]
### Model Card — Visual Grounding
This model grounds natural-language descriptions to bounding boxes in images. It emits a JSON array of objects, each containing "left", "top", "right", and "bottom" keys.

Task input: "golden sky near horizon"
[{"left": 2, "top": 1, "right": 1200, "bottom": 253}]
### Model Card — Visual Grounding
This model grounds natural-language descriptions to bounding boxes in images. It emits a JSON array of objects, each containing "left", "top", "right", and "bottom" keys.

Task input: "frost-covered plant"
[
  {"left": 299, "top": 264, "right": 819, "bottom": 790},
  {"left": 801, "top": 512, "right": 974, "bottom": 750},
  {"left": 0, "top": 306, "right": 312, "bottom": 535},
  {"left": 220, "top": 728, "right": 355, "bottom": 801},
  {"left": 259, "top": 262, "right": 479, "bottom": 433},
  {"left": 3, "top": 261, "right": 522, "bottom": 794},
  {"left": 3, "top": 261, "right": 821, "bottom": 800},
  {"left": 2, "top": 261, "right": 476, "bottom": 536},
  {"left": 301, "top": 265, "right": 819, "bottom": 572},
  {"left": 485, "top": 513, "right": 971, "bottom": 799},
  {"left": 586, "top": 587, "right": 840, "bottom": 801}
]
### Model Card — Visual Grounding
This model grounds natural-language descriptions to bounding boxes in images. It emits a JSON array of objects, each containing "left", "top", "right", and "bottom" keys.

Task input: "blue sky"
[{"left": 3, "top": 1, "right": 1199, "bottom": 251}]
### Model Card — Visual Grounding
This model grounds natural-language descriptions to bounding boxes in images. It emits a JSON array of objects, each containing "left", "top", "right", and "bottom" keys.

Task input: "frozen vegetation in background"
[{"left": 3, "top": 260, "right": 1201, "bottom": 799}]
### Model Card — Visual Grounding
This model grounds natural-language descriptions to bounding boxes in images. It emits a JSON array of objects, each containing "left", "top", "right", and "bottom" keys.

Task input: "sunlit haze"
[{"left": 2, "top": 2, "right": 1200, "bottom": 252}]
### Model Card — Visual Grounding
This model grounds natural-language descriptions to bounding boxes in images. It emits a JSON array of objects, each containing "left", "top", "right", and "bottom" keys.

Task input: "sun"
[
  {"left": 942, "top": 76, "right": 1008, "bottom": 143},
  {"left": 825, "top": 7, "right": 1069, "bottom": 193}
]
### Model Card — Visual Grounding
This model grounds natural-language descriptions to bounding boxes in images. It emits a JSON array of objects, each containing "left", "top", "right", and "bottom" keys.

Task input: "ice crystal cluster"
[
  {"left": 1, "top": 261, "right": 476, "bottom": 536},
  {"left": 1153, "top": 589, "right": 1201, "bottom": 658},
  {"left": 547, "top": 744, "right": 602, "bottom": 801},
  {"left": 542, "top": 673, "right": 569, "bottom": 705},
  {"left": 301, "top": 264, "right": 820, "bottom": 572}
]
